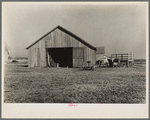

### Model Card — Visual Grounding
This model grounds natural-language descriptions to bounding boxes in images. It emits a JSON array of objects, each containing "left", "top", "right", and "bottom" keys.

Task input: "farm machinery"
[
  {"left": 111, "top": 53, "right": 134, "bottom": 67},
  {"left": 82, "top": 61, "right": 95, "bottom": 70},
  {"left": 97, "top": 53, "right": 134, "bottom": 68}
]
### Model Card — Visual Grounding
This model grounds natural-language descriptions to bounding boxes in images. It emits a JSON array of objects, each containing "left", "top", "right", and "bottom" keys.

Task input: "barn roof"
[
  {"left": 26, "top": 25, "right": 96, "bottom": 50},
  {"left": 96, "top": 47, "right": 105, "bottom": 54}
]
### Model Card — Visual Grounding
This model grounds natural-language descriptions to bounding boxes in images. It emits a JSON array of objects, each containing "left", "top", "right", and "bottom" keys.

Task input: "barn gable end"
[{"left": 26, "top": 25, "right": 97, "bottom": 67}]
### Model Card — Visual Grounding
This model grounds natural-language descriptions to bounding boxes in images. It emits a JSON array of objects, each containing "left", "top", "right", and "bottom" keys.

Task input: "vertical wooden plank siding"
[
  {"left": 29, "top": 48, "right": 31, "bottom": 67},
  {"left": 67, "top": 35, "right": 71, "bottom": 47},
  {"left": 79, "top": 42, "right": 82, "bottom": 47},
  {"left": 92, "top": 50, "right": 96, "bottom": 65},
  {"left": 63, "top": 30, "right": 66, "bottom": 47},
  {"left": 86, "top": 47, "right": 89, "bottom": 61},
  {"left": 54, "top": 30, "right": 57, "bottom": 47},
  {"left": 45, "top": 42, "right": 48, "bottom": 66},
  {"left": 49, "top": 33, "right": 52, "bottom": 47},
  {"left": 51, "top": 32, "right": 54, "bottom": 47},
  {"left": 27, "top": 49, "right": 29, "bottom": 67},
  {"left": 59, "top": 30, "right": 72, "bottom": 47},
  {"left": 54, "top": 29, "right": 58, "bottom": 47},
  {"left": 39, "top": 39, "right": 46, "bottom": 67},
  {"left": 70, "top": 36, "right": 73, "bottom": 47},
  {"left": 57, "top": 29, "right": 62, "bottom": 47},
  {"left": 72, "top": 38, "right": 75, "bottom": 47},
  {"left": 34, "top": 43, "right": 38, "bottom": 67},
  {"left": 73, "top": 47, "right": 84, "bottom": 67},
  {"left": 38, "top": 40, "right": 41, "bottom": 66},
  {"left": 72, "top": 38, "right": 79, "bottom": 47},
  {"left": 84, "top": 47, "right": 87, "bottom": 62},
  {"left": 45, "top": 35, "right": 50, "bottom": 48},
  {"left": 62, "top": 31, "right": 67, "bottom": 47},
  {"left": 35, "top": 48, "right": 37, "bottom": 66},
  {"left": 91, "top": 50, "right": 93, "bottom": 65},
  {"left": 89, "top": 48, "right": 92, "bottom": 64},
  {"left": 94, "top": 51, "right": 96, "bottom": 65},
  {"left": 92, "top": 50, "right": 95, "bottom": 65},
  {"left": 28, "top": 48, "right": 30, "bottom": 67},
  {"left": 36, "top": 48, "right": 40, "bottom": 66},
  {"left": 43, "top": 40, "right": 47, "bottom": 67},
  {"left": 64, "top": 31, "right": 67, "bottom": 47},
  {"left": 60, "top": 30, "right": 63, "bottom": 47},
  {"left": 54, "top": 29, "right": 61, "bottom": 47},
  {"left": 65, "top": 34, "right": 68, "bottom": 47},
  {"left": 31, "top": 46, "right": 35, "bottom": 67},
  {"left": 31, "top": 46, "right": 34, "bottom": 67},
  {"left": 32, "top": 45, "right": 35, "bottom": 67},
  {"left": 89, "top": 48, "right": 91, "bottom": 62}
]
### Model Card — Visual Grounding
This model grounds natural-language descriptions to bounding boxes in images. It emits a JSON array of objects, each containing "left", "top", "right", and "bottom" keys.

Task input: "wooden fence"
[{"left": 133, "top": 59, "right": 146, "bottom": 67}]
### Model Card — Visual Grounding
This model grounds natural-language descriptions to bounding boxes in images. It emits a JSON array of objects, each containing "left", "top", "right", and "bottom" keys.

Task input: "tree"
[{"left": 5, "top": 41, "right": 10, "bottom": 63}]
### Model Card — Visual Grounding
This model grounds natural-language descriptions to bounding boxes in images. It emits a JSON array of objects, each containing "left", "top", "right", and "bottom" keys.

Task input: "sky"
[{"left": 2, "top": 2, "right": 148, "bottom": 59}]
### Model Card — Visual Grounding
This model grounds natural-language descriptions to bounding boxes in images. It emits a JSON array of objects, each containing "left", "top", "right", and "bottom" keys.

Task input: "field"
[{"left": 4, "top": 62, "right": 146, "bottom": 103}]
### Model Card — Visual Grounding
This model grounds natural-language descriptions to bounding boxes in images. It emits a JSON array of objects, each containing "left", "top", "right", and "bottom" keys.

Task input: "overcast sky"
[{"left": 2, "top": 2, "right": 148, "bottom": 59}]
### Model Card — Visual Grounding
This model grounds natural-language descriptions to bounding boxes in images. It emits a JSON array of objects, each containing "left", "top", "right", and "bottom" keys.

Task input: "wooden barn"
[{"left": 26, "top": 25, "right": 101, "bottom": 68}]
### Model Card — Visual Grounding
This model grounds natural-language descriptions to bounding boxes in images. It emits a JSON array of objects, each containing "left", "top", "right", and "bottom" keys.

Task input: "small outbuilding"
[
  {"left": 96, "top": 47, "right": 105, "bottom": 61},
  {"left": 26, "top": 25, "right": 104, "bottom": 68}
]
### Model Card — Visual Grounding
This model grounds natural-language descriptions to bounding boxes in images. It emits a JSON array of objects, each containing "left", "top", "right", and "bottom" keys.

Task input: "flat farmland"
[{"left": 4, "top": 64, "right": 146, "bottom": 103}]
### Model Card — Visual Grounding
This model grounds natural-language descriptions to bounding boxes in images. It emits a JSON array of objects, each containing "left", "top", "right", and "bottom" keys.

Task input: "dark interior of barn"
[{"left": 47, "top": 48, "right": 73, "bottom": 67}]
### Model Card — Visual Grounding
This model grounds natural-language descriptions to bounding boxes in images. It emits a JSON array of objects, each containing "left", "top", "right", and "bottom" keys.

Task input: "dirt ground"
[{"left": 4, "top": 64, "right": 146, "bottom": 103}]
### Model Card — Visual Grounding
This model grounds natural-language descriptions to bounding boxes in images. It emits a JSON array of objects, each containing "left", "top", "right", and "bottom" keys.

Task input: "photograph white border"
[{"left": 1, "top": 2, "right": 149, "bottom": 118}]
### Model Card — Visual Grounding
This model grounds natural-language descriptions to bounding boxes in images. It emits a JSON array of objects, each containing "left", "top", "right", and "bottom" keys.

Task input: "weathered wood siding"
[
  {"left": 28, "top": 28, "right": 96, "bottom": 67},
  {"left": 28, "top": 38, "right": 47, "bottom": 67},
  {"left": 73, "top": 47, "right": 84, "bottom": 67}
]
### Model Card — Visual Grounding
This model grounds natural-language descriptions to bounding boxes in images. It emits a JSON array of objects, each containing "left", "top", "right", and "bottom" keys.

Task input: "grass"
[{"left": 4, "top": 64, "right": 146, "bottom": 103}]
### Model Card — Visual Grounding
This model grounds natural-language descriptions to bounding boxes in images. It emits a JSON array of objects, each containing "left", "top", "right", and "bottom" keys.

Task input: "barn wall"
[
  {"left": 28, "top": 48, "right": 31, "bottom": 67},
  {"left": 28, "top": 28, "right": 96, "bottom": 67},
  {"left": 28, "top": 39, "right": 47, "bottom": 67},
  {"left": 73, "top": 47, "right": 84, "bottom": 67}
]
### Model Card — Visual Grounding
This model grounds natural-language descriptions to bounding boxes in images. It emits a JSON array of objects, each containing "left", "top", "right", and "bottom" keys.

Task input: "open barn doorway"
[{"left": 47, "top": 47, "right": 73, "bottom": 67}]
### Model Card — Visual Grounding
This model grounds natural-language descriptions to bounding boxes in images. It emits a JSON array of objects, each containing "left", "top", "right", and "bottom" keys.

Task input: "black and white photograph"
[{"left": 2, "top": 2, "right": 148, "bottom": 118}]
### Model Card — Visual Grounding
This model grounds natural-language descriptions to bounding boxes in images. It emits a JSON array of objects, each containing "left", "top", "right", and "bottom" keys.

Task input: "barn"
[{"left": 26, "top": 25, "right": 104, "bottom": 68}]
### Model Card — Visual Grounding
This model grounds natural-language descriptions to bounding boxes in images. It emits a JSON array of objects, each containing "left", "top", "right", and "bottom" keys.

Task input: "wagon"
[{"left": 111, "top": 53, "right": 134, "bottom": 67}]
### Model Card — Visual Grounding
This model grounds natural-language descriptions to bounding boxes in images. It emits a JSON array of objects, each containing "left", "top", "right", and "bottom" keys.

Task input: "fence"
[{"left": 133, "top": 59, "right": 146, "bottom": 67}]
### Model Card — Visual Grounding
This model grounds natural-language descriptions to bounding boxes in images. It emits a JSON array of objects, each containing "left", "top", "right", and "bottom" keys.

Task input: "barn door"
[{"left": 73, "top": 47, "right": 84, "bottom": 67}]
